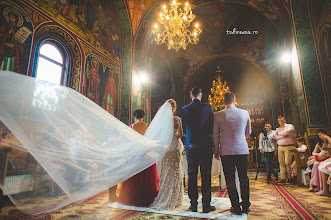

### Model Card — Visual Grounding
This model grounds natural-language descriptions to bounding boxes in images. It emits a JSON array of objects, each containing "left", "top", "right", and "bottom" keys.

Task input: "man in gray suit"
[{"left": 213, "top": 92, "right": 251, "bottom": 215}]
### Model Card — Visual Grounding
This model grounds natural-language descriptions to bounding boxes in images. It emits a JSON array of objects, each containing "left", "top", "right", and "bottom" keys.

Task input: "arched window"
[
  {"left": 33, "top": 40, "right": 69, "bottom": 111},
  {"left": 35, "top": 42, "right": 67, "bottom": 85}
]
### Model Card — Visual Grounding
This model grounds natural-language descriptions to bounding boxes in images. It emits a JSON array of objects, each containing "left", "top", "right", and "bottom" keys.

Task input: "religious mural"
[
  {"left": 310, "top": 0, "right": 331, "bottom": 123},
  {"left": 319, "top": 24, "right": 331, "bottom": 114},
  {"left": 240, "top": 101, "right": 267, "bottom": 133},
  {"left": 103, "top": 65, "right": 119, "bottom": 117},
  {"left": 127, "top": 0, "right": 145, "bottom": 34},
  {"left": 241, "top": 45, "right": 266, "bottom": 69},
  {"left": 27, "top": 0, "right": 121, "bottom": 61},
  {"left": 186, "top": 2, "right": 267, "bottom": 55},
  {"left": 0, "top": 0, "right": 33, "bottom": 74},
  {"left": 291, "top": 0, "right": 328, "bottom": 126},
  {"left": 84, "top": 54, "right": 120, "bottom": 117},
  {"left": 84, "top": 54, "right": 103, "bottom": 105}
]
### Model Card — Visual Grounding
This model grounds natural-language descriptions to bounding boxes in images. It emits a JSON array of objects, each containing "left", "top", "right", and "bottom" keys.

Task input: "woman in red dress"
[{"left": 117, "top": 108, "right": 159, "bottom": 207}]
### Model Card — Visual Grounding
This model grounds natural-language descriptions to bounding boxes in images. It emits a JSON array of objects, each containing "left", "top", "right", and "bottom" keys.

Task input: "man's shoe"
[
  {"left": 188, "top": 205, "right": 197, "bottom": 212},
  {"left": 203, "top": 205, "right": 216, "bottom": 213},
  {"left": 229, "top": 206, "right": 242, "bottom": 215},
  {"left": 242, "top": 207, "right": 250, "bottom": 214}
]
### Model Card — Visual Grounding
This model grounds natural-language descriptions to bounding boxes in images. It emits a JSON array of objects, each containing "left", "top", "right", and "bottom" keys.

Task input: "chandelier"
[
  {"left": 152, "top": 0, "right": 202, "bottom": 51},
  {"left": 208, "top": 69, "right": 230, "bottom": 112}
]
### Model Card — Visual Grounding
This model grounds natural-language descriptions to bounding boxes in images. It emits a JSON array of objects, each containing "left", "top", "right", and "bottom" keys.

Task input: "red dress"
[{"left": 117, "top": 124, "right": 159, "bottom": 207}]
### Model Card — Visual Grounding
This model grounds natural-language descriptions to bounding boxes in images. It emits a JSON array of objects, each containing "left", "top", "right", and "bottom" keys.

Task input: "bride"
[{"left": 150, "top": 99, "right": 184, "bottom": 210}]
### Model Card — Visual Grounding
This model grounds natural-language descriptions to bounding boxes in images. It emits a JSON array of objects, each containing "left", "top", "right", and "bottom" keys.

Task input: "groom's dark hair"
[
  {"left": 224, "top": 92, "right": 235, "bottom": 104},
  {"left": 191, "top": 87, "right": 202, "bottom": 97}
]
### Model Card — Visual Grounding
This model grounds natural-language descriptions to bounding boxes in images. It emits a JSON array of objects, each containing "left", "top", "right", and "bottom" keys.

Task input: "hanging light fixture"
[{"left": 152, "top": 0, "right": 202, "bottom": 51}]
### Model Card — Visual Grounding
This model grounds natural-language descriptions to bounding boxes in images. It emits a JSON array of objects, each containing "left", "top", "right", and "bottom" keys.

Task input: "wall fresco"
[
  {"left": 0, "top": 0, "right": 33, "bottom": 75},
  {"left": 103, "top": 65, "right": 119, "bottom": 117},
  {"left": 84, "top": 54, "right": 103, "bottom": 105},
  {"left": 309, "top": 0, "right": 331, "bottom": 125},
  {"left": 27, "top": 0, "right": 121, "bottom": 61},
  {"left": 291, "top": 0, "right": 328, "bottom": 126}
]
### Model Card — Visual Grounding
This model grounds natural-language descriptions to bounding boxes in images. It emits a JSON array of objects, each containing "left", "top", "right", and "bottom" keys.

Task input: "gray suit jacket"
[{"left": 213, "top": 104, "right": 251, "bottom": 156}]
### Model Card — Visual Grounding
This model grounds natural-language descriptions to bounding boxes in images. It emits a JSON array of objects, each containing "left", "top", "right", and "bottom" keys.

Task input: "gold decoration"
[
  {"left": 208, "top": 68, "right": 230, "bottom": 112},
  {"left": 4, "top": 7, "right": 23, "bottom": 27},
  {"left": 152, "top": 0, "right": 202, "bottom": 51}
]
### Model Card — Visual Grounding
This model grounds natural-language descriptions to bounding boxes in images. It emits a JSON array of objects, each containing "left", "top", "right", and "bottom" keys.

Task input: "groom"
[
  {"left": 213, "top": 92, "right": 251, "bottom": 215},
  {"left": 181, "top": 87, "right": 215, "bottom": 213}
]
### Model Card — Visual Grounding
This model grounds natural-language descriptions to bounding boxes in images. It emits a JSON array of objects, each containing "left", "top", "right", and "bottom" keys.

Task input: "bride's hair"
[{"left": 166, "top": 99, "right": 177, "bottom": 114}]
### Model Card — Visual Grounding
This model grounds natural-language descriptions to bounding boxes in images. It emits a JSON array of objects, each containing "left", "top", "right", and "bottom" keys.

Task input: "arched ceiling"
[{"left": 132, "top": 0, "right": 292, "bottom": 106}]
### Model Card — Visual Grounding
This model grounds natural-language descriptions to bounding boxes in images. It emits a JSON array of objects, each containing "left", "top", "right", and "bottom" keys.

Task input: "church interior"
[{"left": 0, "top": 0, "right": 331, "bottom": 219}]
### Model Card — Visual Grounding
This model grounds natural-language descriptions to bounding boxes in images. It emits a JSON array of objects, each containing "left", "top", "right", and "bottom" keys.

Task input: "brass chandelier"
[
  {"left": 209, "top": 72, "right": 230, "bottom": 112},
  {"left": 152, "top": 0, "right": 202, "bottom": 51}
]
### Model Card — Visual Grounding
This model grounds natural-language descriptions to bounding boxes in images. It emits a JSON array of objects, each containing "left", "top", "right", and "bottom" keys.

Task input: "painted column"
[
  {"left": 291, "top": 0, "right": 329, "bottom": 128},
  {"left": 114, "top": 1, "right": 132, "bottom": 125},
  {"left": 266, "top": 24, "right": 282, "bottom": 127}
]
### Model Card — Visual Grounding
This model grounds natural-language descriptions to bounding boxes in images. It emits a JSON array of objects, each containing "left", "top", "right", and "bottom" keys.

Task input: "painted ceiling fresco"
[
  {"left": 185, "top": 2, "right": 268, "bottom": 55},
  {"left": 126, "top": 0, "right": 158, "bottom": 35},
  {"left": 28, "top": 0, "right": 121, "bottom": 61}
]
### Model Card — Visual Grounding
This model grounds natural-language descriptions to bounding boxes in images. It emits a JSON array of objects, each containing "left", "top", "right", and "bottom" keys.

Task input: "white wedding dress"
[{"left": 150, "top": 116, "right": 184, "bottom": 210}]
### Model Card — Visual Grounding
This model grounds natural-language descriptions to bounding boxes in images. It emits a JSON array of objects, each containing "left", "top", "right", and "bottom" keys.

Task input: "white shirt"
[{"left": 259, "top": 130, "right": 275, "bottom": 152}]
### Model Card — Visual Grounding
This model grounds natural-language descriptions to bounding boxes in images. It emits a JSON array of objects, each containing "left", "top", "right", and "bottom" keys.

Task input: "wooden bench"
[{"left": 290, "top": 133, "right": 311, "bottom": 186}]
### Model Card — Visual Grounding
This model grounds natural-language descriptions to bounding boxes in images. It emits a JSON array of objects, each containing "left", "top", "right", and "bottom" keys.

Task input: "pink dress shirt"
[{"left": 273, "top": 123, "right": 295, "bottom": 146}]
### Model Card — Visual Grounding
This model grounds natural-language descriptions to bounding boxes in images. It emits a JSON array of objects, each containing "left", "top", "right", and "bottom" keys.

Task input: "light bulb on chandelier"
[{"left": 152, "top": 0, "right": 202, "bottom": 51}]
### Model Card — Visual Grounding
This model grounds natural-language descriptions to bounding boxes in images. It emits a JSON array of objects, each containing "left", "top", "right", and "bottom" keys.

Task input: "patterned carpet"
[{"left": 1, "top": 171, "right": 331, "bottom": 220}]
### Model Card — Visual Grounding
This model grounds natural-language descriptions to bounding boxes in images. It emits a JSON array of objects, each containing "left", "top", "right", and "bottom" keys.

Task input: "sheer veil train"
[{"left": 0, "top": 71, "right": 174, "bottom": 214}]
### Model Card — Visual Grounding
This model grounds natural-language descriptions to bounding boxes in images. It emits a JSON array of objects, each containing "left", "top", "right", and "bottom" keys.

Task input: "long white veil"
[{"left": 0, "top": 71, "right": 174, "bottom": 215}]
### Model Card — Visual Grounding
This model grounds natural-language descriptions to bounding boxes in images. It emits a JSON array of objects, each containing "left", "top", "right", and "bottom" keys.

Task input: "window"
[
  {"left": 33, "top": 40, "right": 69, "bottom": 111},
  {"left": 35, "top": 42, "right": 66, "bottom": 85}
]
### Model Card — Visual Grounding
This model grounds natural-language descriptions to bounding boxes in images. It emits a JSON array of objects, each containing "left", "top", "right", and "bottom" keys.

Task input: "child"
[
  {"left": 304, "top": 141, "right": 329, "bottom": 174},
  {"left": 290, "top": 137, "right": 307, "bottom": 183}
]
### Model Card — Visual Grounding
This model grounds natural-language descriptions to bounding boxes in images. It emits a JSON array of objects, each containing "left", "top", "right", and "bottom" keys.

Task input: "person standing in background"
[
  {"left": 258, "top": 122, "right": 277, "bottom": 184},
  {"left": 273, "top": 116, "right": 296, "bottom": 184}
]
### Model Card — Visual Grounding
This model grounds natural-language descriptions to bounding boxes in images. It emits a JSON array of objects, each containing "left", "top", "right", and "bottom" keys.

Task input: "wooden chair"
[
  {"left": 0, "top": 134, "right": 40, "bottom": 196},
  {"left": 290, "top": 132, "right": 311, "bottom": 186},
  {"left": 0, "top": 147, "right": 12, "bottom": 187}
]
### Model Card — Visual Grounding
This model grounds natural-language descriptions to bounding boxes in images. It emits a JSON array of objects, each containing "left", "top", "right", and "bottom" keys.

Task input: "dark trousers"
[
  {"left": 221, "top": 154, "right": 250, "bottom": 209},
  {"left": 186, "top": 147, "right": 213, "bottom": 209},
  {"left": 263, "top": 152, "right": 277, "bottom": 180}
]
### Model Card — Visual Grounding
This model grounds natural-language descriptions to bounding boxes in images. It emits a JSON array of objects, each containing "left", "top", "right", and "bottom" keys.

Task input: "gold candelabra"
[
  {"left": 152, "top": 0, "right": 202, "bottom": 51},
  {"left": 208, "top": 72, "right": 230, "bottom": 112}
]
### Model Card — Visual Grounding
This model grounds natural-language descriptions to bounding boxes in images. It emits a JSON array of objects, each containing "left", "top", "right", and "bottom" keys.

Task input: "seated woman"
[
  {"left": 317, "top": 156, "right": 331, "bottom": 196},
  {"left": 117, "top": 109, "right": 159, "bottom": 207},
  {"left": 308, "top": 130, "right": 331, "bottom": 192},
  {"left": 0, "top": 127, "right": 9, "bottom": 148},
  {"left": 290, "top": 137, "right": 307, "bottom": 182}
]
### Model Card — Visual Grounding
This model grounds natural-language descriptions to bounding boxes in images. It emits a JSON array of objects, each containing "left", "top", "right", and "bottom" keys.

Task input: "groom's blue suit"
[{"left": 181, "top": 99, "right": 214, "bottom": 210}]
